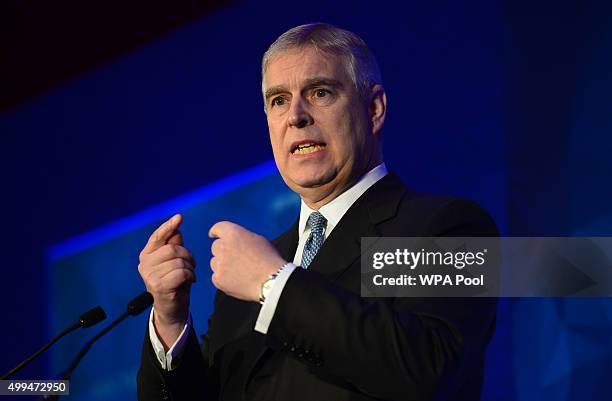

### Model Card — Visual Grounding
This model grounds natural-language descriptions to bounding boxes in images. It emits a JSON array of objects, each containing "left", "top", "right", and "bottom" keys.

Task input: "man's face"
[{"left": 263, "top": 46, "right": 376, "bottom": 205}]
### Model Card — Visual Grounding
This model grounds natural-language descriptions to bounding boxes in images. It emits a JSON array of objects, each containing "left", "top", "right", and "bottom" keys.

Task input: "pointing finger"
[{"left": 143, "top": 214, "right": 182, "bottom": 254}]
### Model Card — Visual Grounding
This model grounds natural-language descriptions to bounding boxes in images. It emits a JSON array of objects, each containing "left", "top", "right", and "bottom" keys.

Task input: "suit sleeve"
[
  {"left": 137, "top": 294, "right": 223, "bottom": 401},
  {"left": 264, "top": 199, "right": 499, "bottom": 401}
]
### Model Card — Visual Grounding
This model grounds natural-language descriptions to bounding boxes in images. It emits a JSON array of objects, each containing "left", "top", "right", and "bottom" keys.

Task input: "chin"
[
  {"left": 292, "top": 168, "right": 336, "bottom": 184},
  {"left": 289, "top": 171, "right": 335, "bottom": 190}
]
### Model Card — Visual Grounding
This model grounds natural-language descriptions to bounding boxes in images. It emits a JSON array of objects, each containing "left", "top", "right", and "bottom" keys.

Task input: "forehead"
[{"left": 263, "top": 46, "right": 350, "bottom": 90}]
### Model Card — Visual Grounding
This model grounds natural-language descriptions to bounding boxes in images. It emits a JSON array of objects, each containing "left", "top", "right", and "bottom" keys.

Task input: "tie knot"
[{"left": 307, "top": 212, "right": 327, "bottom": 233}]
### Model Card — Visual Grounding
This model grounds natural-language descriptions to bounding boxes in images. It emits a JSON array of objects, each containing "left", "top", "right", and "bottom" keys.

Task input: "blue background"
[{"left": 1, "top": 0, "right": 611, "bottom": 400}]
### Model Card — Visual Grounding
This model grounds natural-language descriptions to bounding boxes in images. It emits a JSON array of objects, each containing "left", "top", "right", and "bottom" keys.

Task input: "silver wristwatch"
[{"left": 259, "top": 265, "right": 286, "bottom": 304}]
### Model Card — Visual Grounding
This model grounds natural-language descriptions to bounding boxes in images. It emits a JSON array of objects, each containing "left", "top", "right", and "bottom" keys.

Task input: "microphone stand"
[
  {"left": 1, "top": 306, "right": 106, "bottom": 380},
  {"left": 40, "top": 292, "right": 153, "bottom": 401}
]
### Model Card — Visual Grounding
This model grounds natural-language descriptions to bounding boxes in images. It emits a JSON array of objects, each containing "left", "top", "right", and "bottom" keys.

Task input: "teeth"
[{"left": 294, "top": 144, "right": 324, "bottom": 155}]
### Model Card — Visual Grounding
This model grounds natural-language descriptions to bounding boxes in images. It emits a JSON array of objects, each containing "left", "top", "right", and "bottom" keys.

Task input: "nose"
[{"left": 287, "top": 98, "right": 313, "bottom": 129}]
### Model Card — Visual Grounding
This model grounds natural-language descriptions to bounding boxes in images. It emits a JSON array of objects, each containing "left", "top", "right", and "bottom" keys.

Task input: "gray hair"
[{"left": 261, "top": 23, "right": 383, "bottom": 99}]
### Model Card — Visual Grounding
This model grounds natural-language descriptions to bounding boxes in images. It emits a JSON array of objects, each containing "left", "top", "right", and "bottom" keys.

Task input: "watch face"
[
  {"left": 261, "top": 272, "right": 279, "bottom": 301},
  {"left": 262, "top": 277, "right": 275, "bottom": 298}
]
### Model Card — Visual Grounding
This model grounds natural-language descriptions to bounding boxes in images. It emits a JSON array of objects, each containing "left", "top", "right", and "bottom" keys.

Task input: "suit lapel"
[{"left": 272, "top": 217, "right": 300, "bottom": 262}]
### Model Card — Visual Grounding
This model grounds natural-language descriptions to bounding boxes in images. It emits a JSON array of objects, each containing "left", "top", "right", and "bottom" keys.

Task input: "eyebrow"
[{"left": 264, "top": 77, "right": 344, "bottom": 101}]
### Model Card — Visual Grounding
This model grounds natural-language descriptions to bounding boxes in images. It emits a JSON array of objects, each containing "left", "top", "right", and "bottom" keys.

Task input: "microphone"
[
  {"left": 59, "top": 292, "right": 153, "bottom": 381},
  {"left": 1, "top": 306, "right": 107, "bottom": 380}
]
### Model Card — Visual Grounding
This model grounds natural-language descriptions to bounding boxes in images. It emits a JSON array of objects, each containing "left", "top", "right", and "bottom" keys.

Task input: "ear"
[{"left": 369, "top": 84, "right": 387, "bottom": 135}]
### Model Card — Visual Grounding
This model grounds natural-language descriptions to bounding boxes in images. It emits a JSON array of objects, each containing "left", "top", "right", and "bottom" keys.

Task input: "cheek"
[
  {"left": 346, "top": 114, "right": 369, "bottom": 150},
  {"left": 330, "top": 118, "right": 359, "bottom": 158},
  {"left": 268, "top": 128, "right": 285, "bottom": 160}
]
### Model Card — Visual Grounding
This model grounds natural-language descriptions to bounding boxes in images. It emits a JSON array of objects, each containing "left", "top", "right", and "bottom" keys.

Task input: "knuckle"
[
  {"left": 217, "top": 254, "right": 226, "bottom": 265},
  {"left": 139, "top": 249, "right": 150, "bottom": 260},
  {"left": 219, "top": 221, "right": 232, "bottom": 233},
  {"left": 174, "top": 259, "right": 185, "bottom": 269},
  {"left": 208, "top": 223, "right": 218, "bottom": 238},
  {"left": 139, "top": 262, "right": 152, "bottom": 276},
  {"left": 181, "top": 269, "right": 191, "bottom": 282}
]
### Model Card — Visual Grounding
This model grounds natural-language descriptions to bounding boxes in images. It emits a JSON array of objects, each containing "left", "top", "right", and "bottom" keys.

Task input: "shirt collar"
[{"left": 298, "top": 163, "right": 388, "bottom": 236}]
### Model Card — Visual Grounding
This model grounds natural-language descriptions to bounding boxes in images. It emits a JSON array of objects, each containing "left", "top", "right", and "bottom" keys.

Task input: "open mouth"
[{"left": 291, "top": 141, "right": 327, "bottom": 155}]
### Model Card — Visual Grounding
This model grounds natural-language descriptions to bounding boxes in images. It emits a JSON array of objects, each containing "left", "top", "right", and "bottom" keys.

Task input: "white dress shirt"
[{"left": 150, "top": 163, "right": 388, "bottom": 370}]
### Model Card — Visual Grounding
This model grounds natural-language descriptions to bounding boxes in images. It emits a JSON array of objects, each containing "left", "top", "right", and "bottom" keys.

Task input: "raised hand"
[
  {"left": 209, "top": 221, "right": 287, "bottom": 302},
  {"left": 138, "top": 214, "right": 196, "bottom": 348}
]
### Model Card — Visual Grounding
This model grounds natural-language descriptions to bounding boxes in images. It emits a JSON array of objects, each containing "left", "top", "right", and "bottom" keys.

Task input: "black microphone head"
[
  {"left": 127, "top": 292, "right": 154, "bottom": 316},
  {"left": 79, "top": 306, "right": 107, "bottom": 328}
]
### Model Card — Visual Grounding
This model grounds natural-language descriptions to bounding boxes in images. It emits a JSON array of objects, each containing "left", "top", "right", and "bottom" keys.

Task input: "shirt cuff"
[
  {"left": 148, "top": 307, "right": 192, "bottom": 371},
  {"left": 254, "top": 263, "right": 297, "bottom": 334}
]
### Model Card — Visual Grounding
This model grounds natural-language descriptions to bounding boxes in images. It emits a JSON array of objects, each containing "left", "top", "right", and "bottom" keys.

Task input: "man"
[{"left": 137, "top": 23, "right": 498, "bottom": 401}]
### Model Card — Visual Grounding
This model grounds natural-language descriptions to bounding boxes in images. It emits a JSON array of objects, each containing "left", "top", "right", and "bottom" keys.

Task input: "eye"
[
  {"left": 314, "top": 88, "right": 330, "bottom": 98},
  {"left": 271, "top": 96, "right": 287, "bottom": 107}
]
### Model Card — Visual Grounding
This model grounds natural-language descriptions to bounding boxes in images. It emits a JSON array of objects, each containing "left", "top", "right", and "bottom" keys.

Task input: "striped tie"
[{"left": 301, "top": 212, "right": 327, "bottom": 269}]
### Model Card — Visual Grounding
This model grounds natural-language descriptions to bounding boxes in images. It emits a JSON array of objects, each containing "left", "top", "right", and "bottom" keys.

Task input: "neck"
[
  {"left": 301, "top": 157, "right": 382, "bottom": 210},
  {"left": 302, "top": 184, "right": 351, "bottom": 210}
]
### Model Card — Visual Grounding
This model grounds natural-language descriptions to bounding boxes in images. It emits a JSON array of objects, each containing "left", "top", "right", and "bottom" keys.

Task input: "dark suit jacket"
[{"left": 137, "top": 172, "right": 499, "bottom": 401}]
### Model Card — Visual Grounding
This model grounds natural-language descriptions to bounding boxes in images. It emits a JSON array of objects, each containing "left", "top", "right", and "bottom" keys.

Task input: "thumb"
[
  {"left": 167, "top": 231, "right": 184, "bottom": 246},
  {"left": 142, "top": 214, "right": 182, "bottom": 254}
]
